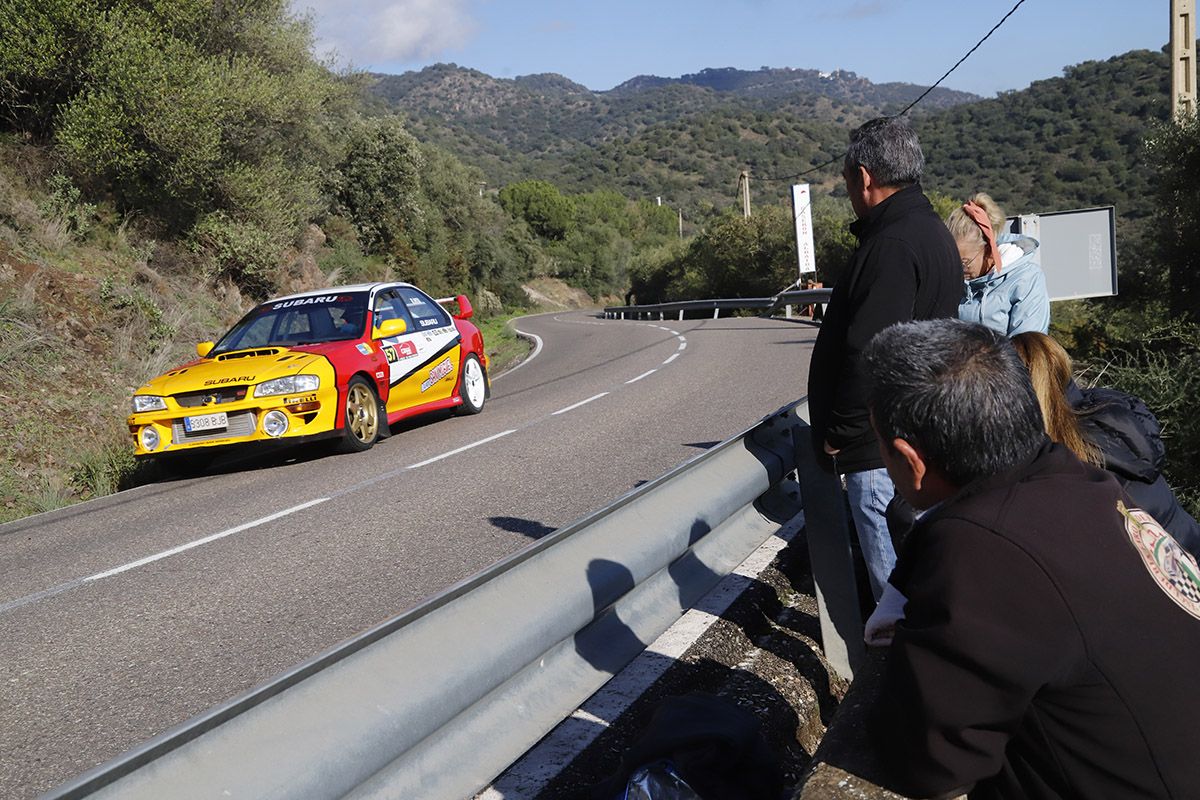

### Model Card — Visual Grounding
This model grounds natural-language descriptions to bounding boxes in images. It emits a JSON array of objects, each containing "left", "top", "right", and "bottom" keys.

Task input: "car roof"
[{"left": 262, "top": 282, "right": 418, "bottom": 305}]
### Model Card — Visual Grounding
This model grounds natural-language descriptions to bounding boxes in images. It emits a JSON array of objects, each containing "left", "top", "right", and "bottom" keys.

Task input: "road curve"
[{"left": 0, "top": 310, "right": 818, "bottom": 798}]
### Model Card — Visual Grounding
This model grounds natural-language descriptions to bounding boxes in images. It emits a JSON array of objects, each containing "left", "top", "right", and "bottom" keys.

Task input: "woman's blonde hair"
[
  {"left": 1011, "top": 332, "right": 1102, "bottom": 466},
  {"left": 945, "top": 192, "right": 1005, "bottom": 246}
]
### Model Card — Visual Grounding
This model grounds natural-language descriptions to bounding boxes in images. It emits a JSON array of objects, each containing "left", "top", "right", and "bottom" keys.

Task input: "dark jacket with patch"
[
  {"left": 1069, "top": 383, "right": 1200, "bottom": 559},
  {"left": 807, "top": 185, "right": 961, "bottom": 473},
  {"left": 873, "top": 442, "right": 1200, "bottom": 800}
]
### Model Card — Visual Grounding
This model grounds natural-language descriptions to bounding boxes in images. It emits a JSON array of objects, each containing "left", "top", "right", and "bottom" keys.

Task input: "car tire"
[
  {"left": 338, "top": 376, "right": 382, "bottom": 453},
  {"left": 457, "top": 354, "right": 487, "bottom": 415}
]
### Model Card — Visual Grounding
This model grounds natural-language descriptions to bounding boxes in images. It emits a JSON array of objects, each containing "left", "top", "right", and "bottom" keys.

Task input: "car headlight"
[
  {"left": 254, "top": 374, "right": 321, "bottom": 398},
  {"left": 132, "top": 395, "right": 168, "bottom": 413},
  {"left": 140, "top": 426, "right": 161, "bottom": 451}
]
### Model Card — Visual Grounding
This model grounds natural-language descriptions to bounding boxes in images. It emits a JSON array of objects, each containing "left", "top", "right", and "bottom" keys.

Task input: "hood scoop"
[{"left": 216, "top": 348, "right": 282, "bottom": 361}]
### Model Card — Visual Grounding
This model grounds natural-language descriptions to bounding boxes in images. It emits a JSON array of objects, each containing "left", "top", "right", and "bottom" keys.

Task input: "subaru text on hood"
[{"left": 128, "top": 282, "right": 490, "bottom": 468}]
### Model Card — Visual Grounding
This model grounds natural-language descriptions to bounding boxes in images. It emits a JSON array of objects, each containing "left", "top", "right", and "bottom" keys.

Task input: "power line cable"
[{"left": 754, "top": 0, "right": 1029, "bottom": 184}]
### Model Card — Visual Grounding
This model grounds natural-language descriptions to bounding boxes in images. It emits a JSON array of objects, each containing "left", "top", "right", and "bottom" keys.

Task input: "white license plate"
[{"left": 184, "top": 412, "right": 228, "bottom": 432}]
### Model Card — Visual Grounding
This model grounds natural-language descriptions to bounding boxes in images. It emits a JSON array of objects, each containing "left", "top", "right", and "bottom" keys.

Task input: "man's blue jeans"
[{"left": 843, "top": 467, "right": 897, "bottom": 603}]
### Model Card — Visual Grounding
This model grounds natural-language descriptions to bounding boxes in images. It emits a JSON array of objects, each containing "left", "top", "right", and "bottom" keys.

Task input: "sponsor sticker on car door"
[{"left": 375, "top": 287, "right": 461, "bottom": 409}]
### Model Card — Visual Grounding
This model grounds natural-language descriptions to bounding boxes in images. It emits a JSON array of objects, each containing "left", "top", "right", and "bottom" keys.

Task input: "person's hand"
[
  {"left": 823, "top": 440, "right": 840, "bottom": 456},
  {"left": 864, "top": 620, "right": 896, "bottom": 647},
  {"left": 864, "top": 583, "right": 908, "bottom": 648}
]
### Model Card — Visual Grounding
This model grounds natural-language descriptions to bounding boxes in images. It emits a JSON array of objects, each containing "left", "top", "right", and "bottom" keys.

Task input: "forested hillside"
[
  {"left": 373, "top": 51, "right": 1173, "bottom": 235},
  {"left": 370, "top": 64, "right": 974, "bottom": 203}
]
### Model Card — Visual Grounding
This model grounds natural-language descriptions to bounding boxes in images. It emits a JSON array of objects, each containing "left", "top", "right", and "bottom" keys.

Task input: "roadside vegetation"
[{"left": 0, "top": 1, "right": 670, "bottom": 521}]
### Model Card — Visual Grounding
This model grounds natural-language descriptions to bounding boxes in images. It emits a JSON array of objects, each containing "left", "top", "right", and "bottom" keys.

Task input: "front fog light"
[
  {"left": 262, "top": 410, "right": 289, "bottom": 438},
  {"left": 140, "top": 426, "right": 160, "bottom": 451}
]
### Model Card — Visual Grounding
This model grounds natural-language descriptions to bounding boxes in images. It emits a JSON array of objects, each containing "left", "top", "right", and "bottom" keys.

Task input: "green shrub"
[
  {"left": 188, "top": 213, "right": 279, "bottom": 298},
  {"left": 39, "top": 172, "right": 96, "bottom": 238}
]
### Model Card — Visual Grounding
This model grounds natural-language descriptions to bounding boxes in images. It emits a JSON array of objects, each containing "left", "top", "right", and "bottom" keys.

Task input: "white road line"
[
  {"left": 551, "top": 393, "right": 609, "bottom": 416},
  {"left": 662, "top": 353, "right": 679, "bottom": 365},
  {"left": 625, "top": 370, "right": 657, "bottom": 384},
  {"left": 406, "top": 429, "right": 517, "bottom": 469},
  {"left": 669, "top": 330, "right": 680, "bottom": 336},
  {"left": 678, "top": 341, "right": 687, "bottom": 350},
  {"left": 86, "top": 499, "right": 329, "bottom": 582},
  {"left": 493, "top": 328, "right": 543, "bottom": 380},
  {"left": 0, "top": 498, "right": 330, "bottom": 615}
]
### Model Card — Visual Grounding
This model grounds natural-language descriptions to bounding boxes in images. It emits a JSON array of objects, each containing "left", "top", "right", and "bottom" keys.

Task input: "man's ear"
[
  {"left": 856, "top": 165, "right": 873, "bottom": 193},
  {"left": 891, "top": 438, "right": 927, "bottom": 491}
]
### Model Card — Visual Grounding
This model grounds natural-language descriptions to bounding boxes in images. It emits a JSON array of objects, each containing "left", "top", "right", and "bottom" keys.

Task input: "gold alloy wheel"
[{"left": 345, "top": 382, "right": 380, "bottom": 443}]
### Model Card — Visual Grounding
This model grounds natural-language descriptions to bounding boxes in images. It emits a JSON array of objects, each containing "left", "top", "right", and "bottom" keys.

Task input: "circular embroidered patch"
[{"left": 1119, "top": 501, "right": 1200, "bottom": 620}]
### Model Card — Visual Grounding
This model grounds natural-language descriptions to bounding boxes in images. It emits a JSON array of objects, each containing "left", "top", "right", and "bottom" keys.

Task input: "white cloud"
[{"left": 294, "top": 0, "right": 477, "bottom": 67}]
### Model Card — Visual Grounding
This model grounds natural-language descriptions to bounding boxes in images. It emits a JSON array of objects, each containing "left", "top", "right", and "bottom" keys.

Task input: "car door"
[{"left": 374, "top": 287, "right": 462, "bottom": 411}]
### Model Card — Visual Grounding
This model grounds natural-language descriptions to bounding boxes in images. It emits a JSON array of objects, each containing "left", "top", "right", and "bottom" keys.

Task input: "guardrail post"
[
  {"left": 791, "top": 413, "right": 865, "bottom": 681},
  {"left": 659, "top": 312, "right": 664, "bottom": 320},
  {"left": 785, "top": 304, "right": 793, "bottom": 319},
  {"left": 678, "top": 310, "right": 684, "bottom": 321},
  {"left": 713, "top": 308, "right": 719, "bottom": 319}
]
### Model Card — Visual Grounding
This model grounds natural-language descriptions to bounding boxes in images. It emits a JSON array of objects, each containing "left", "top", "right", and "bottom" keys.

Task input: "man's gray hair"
[
  {"left": 863, "top": 319, "right": 1046, "bottom": 487},
  {"left": 844, "top": 116, "right": 925, "bottom": 187}
]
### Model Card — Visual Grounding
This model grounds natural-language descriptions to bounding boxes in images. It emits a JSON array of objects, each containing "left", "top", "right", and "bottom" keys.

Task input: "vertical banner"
[{"left": 792, "top": 184, "right": 816, "bottom": 275}]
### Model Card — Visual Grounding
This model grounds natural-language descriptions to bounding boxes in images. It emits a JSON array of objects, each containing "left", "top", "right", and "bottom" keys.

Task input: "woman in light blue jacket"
[{"left": 946, "top": 193, "right": 1050, "bottom": 336}]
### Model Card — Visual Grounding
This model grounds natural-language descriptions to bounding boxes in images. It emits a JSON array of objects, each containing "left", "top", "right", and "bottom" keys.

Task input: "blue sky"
[{"left": 292, "top": 1, "right": 1166, "bottom": 98}]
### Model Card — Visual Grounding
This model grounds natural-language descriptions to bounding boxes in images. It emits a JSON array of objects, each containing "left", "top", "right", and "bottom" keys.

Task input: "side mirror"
[
  {"left": 373, "top": 317, "right": 408, "bottom": 340},
  {"left": 197, "top": 341, "right": 215, "bottom": 358},
  {"left": 452, "top": 294, "right": 473, "bottom": 320}
]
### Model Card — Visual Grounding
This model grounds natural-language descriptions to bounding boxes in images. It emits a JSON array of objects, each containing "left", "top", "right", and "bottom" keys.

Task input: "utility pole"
[
  {"left": 678, "top": 209, "right": 683, "bottom": 240},
  {"left": 738, "top": 170, "right": 751, "bottom": 218},
  {"left": 1172, "top": 0, "right": 1197, "bottom": 118}
]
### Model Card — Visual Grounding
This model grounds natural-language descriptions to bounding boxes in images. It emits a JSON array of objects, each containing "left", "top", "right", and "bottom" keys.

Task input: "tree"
[
  {"left": 1146, "top": 114, "right": 1200, "bottom": 324},
  {"left": 328, "top": 115, "right": 424, "bottom": 253},
  {"left": 498, "top": 180, "right": 576, "bottom": 240},
  {"left": 49, "top": 1, "right": 342, "bottom": 235}
]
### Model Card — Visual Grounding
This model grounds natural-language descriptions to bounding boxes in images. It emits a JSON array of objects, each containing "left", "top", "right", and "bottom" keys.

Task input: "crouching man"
[{"left": 862, "top": 319, "right": 1200, "bottom": 799}]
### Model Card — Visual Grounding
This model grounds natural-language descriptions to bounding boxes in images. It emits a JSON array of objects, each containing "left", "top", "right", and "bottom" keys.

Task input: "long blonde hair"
[{"left": 1011, "top": 332, "right": 1102, "bottom": 466}]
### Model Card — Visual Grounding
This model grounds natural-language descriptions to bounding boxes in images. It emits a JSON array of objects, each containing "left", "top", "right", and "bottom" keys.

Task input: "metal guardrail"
[
  {"left": 602, "top": 288, "right": 833, "bottom": 320},
  {"left": 47, "top": 401, "right": 864, "bottom": 800}
]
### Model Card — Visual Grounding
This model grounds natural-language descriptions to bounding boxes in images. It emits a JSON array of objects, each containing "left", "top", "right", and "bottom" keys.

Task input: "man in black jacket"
[
  {"left": 863, "top": 319, "right": 1200, "bottom": 800},
  {"left": 807, "top": 116, "right": 960, "bottom": 601}
]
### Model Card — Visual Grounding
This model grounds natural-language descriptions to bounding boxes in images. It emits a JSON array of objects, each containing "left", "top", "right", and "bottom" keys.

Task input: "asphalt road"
[{"left": 0, "top": 310, "right": 818, "bottom": 798}]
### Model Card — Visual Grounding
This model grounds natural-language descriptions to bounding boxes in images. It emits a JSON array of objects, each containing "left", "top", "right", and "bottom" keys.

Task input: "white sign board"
[
  {"left": 1005, "top": 206, "right": 1117, "bottom": 301},
  {"left": 792, "top": 184, "right": 816, "bottom": 275}
]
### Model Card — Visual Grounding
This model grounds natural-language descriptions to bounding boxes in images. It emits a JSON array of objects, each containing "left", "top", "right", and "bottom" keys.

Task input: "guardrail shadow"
[
  {"left": 575, "top": 559, "right": 649, "bottom": 674},
  {"left": 488, "top": 515, "right": 557, "bottom": 539}
]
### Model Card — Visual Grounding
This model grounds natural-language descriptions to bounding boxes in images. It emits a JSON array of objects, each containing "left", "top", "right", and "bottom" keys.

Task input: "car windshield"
[{"left": 212, "top": 292, "right": 370, "bottom": 354}]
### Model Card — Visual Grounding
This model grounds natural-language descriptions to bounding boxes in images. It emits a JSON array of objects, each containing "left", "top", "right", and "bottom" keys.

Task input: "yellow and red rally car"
[{"left": 128, "top": 282, "right": 490, "bottom": 466}]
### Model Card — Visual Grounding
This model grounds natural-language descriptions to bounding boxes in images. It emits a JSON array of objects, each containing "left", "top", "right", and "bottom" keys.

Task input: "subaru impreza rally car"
[{"left": 127, "top": 282, "right": 489, "bottom": 464}]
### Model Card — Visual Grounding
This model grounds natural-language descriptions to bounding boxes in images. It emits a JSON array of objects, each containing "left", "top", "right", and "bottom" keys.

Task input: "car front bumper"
[{"left": 127, "top": 384, "right": 342, "bottom": 457}]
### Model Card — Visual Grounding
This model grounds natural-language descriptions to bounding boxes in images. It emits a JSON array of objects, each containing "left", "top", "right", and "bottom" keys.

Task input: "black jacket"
[
  {"left": 807, "top": 185, "right": 961, "bottom": 472},
  {"left": 873, "top": 443, "right": 1200, "bottom": 800},
  {"left": 1069, "top": 383, "right": 1200, "bottom": 559}
]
